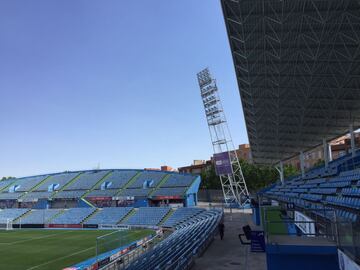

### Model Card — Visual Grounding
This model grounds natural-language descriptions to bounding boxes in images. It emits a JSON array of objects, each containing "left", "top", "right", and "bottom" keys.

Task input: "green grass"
[
  {"left": 0, "top": 229, "right": 153, "bottom": 270},
  {"left": 261, "top": 206, "right": 288, "bottom": 235}
]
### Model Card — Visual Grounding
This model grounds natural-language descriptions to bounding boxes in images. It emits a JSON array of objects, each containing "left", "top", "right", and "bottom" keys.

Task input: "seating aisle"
[{"left": 192, "top": 209, "right": 266, "bottom": 270}]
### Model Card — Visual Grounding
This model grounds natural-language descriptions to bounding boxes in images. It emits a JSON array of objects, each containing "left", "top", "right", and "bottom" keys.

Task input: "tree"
[
  {"left": 1, "top": 176, "right": 15, "bottom": 181},
  {"left": 200, "top": 166, "right": 221, "bottom": 189},
  {"left": 200, "top": 159, "right": 299, "bottom": 193},
  {"left": 313, "top": 159, "right": 325, "bottom": 168}
]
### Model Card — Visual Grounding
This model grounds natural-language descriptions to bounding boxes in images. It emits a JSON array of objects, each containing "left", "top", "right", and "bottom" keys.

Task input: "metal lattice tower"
[{"left": 197, "top": 68, "right": 249, "bottom": 207}]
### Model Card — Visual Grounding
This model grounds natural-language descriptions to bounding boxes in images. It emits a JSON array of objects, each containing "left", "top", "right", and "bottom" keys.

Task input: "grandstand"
[
  {"left": 123, "top": 207, "right": 170, "bottom": 226},
  {"left": 0, "top": 206, "right": 217, "bottom": 228},
  {"left": 127, "top": 209, "right": 222, "bottom": 270},
  {"left": 0, "top": 204, "right": 222, "bottom": 270},
  {"left": 0, "top": 169, "right": 200, "bottom": 209},
  {"left": 84, "top": 207, "right": 133, "bottom": 225},
  {"left": 14, "top": 209, "right": 62, "bottom": 225},
  {"left": 0, "top": 169, "right": 221, "bottom": 269}
]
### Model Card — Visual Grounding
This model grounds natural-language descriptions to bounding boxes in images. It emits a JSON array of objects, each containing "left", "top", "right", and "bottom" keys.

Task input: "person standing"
[{"left": 218, "top": 222, "right": 225, "bottom": 240}]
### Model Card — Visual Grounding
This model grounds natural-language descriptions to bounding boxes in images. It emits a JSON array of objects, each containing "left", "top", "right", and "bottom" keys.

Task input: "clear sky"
[{"left": 0, "top": 0, "right": 248, "bottom": 177}]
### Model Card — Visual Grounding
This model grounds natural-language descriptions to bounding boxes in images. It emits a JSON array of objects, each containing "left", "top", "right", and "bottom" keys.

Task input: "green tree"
[
  {"left": 313, "top": 159, "right": 325, "bottom": 168},
  {"left": 200, "top": 166, "right": 221, "bottom": 189},
  {"left": 199, "top": 159, "right": 299, "bottom": 193},
  {"left": 1, "top": 176, "right": 15, "bottom": 181}
]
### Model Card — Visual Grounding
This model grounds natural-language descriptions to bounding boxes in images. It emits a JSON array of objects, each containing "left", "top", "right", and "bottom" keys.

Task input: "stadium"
[
  {"left": 0, "top": 170, "right": 220, "bottom": 269},
  {"left": 1, "top": 0, "right": 360, "bottom": 270}
]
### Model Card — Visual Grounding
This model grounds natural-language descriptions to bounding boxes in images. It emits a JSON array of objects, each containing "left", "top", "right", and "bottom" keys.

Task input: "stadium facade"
[{"left": 0, "top": 169, "right": 201, "bottom": 209}]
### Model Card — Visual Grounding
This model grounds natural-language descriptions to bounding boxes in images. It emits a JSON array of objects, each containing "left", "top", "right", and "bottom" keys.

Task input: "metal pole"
[
  {"left": 275, "top": 161, "right": 284, "bottom": 185},
  {"left": 328, "top": 143, "right": 333, "bottom": 162},
  {"left": 350, "top": 124, "right": 356, "bottom": 157},
  {"left": 300, "top": 151, "right": 305, "bottom": 178},
  {"left": 323, "top": 138, "right": 329, "bottom": 168}
]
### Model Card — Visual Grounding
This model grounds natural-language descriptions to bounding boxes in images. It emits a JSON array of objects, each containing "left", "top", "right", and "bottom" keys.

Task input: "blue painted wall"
[
  {"left": 33, "top": 199, "right": 48, "bottom": 209},
  {"left": 252, "top": 206, "right": 261, "bottom": 225},
  {"left": 185, "top": 176, "right": 201, "bottom": 207},
  {"left": 133, "top": 199, "right": 148, "bottom": 207},
  {"left": 266, "top": 244, "right": 339, "bottom": 270},
  {"left": 77, "top": 199, "right": 91, "bottom": 208}
]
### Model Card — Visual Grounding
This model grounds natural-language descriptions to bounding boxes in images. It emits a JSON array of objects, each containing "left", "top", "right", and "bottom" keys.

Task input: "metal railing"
[{"left": 262, "top": 206, "right": 360, "bottom": 264}]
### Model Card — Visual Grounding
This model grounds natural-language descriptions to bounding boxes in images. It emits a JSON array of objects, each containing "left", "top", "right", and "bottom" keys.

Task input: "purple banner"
[{"left": 214, "top": 152, "right": 232, "bottom": 175}]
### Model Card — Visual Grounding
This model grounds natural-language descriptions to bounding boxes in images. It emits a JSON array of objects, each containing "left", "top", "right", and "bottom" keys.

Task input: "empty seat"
[
  {"left": 50, "top": 208, "right": 95, "bottom": 224},
  {"left": 84, "top": 207, "right": 133, "bottom": 225},
  {"left": 35, "top": 172, "right": 80, "bottom": 191},
  {"left": 63, "top": 171, "right": 109, "bottom": 190},
  {"left": 0, "top": 208, "right": 29, "bottom": 222},
  {"left": 128, "top": 171, "right": 167, "bottom": 189},
  {"left": 162, "top": 207, "right": 205, "bottom": 227},
  {"left": 14, "top": 209, "right": 62, "bottom": 224},
  {"left": 124, "top": 207, "right": 170, "bottom": 226}
]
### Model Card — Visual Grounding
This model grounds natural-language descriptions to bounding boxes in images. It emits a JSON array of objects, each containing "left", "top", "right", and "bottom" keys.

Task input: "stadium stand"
[
  {"left": 35, "top": 172, "right": 79, "bottom": 191},
  {"left": 118, "top": 188, "right": 153, "bottom": 197},
  {"left": 9, "top": 176, "right": 48, "bottom": 192},
  {"left": 160, "top": 174, "right": 196, "bottom": 187},
  {"left": 0, "top": 170, "right": 200, "bottom": 207},
  {"left": 0, "top": 208, "right": 29, "bottom": 221},
  {"left": 93, "top": 170, "right": 138, "bottom": 190},
  {"left": 127, "top": 209, "right": 222, "bottom": 270},
  {"left": 52, "top": 190, "right": 87, "bottom": 199},
  {"left": 20, "top": 191, "right": 53, "bottom": 202},
  {"left": 162, "top": 207, "right": 205, "bottom": 227},
  {"left": 127, "top": 171, "right": 167, "bottom": 188},
  {"left": 84, "top": 207, "right": 133, "bottom": 225},
  {"left": 0, "top": 179, "right": 16, "bottom": 191},
  {"left": 50, "top": 208, "right": 95, "bottom": 224},
  {"left": 124, "top": 207, "right": 170, "bottom": 226},
  {"left": 63, "top": 171, "right": 109, "bottom": 190},
  {"left": 85, "top": 189, "right": 118, "bottom": 197},
  {"left": 0, "top": 206, "right": 218, "bottom": 228},
  {"left": 151, "top": 187, "right": 187, "bottom": 197},
  {"left": 14, "top": 209, "right": 62, "bottom": 224},
  {"left": 0, "top": 192, "right": 24, "bottom": 200},
  {"left": 263, "top": 155, "right": 360, "bottom": 223}
]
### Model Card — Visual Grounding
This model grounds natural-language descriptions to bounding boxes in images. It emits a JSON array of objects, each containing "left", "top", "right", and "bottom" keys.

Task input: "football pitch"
[{"left": 0, "top": 229, "right": 153, "bottom": 270}]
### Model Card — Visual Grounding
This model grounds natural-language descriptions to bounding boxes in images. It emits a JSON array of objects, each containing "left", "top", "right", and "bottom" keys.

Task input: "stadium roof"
[{"left": 221, "top": 0, "right": 360, "bottom": 164}]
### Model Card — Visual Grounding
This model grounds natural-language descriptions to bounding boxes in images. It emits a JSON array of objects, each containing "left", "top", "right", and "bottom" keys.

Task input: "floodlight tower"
[{"left": 197, "top": 68, "right": 249, "bottom": 207}]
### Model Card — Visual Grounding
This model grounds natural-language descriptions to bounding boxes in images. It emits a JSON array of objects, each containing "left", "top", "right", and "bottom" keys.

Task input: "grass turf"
[
  {"left": 260, "top": 206, "right": 288, "bottom": 235},
  {"left": 0, "top": 229, "right": 153, "bottom": 270}
]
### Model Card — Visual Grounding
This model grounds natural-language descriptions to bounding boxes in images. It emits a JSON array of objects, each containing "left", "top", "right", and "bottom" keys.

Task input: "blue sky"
[{"left": 0, "top": 0, "right": 248, "bottom": 177}]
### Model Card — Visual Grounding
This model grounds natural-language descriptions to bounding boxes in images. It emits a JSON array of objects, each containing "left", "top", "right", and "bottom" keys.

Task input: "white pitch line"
[
  {"left": 0, "top": 231, "right": 73, "bottom": 247},
  {"left": 25, "top": 246, "right": 94, "bottom": 270}
]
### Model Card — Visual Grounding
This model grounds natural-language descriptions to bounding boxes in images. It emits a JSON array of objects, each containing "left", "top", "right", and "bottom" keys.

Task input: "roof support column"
[
  {"left": 350, "top": 124, "right": 356, "bottom": 157},
  {"left": 328, "top": 143, "right": 333, "bottom": 162},
  {"left": 275, "top": 161, "right": 284, "bottom": 185},
  {"left": 323, "top": 138, "right": 329, "bottom": 168},
  {"left": 299, "top": 151, "right": 305, "bottom": 178}
]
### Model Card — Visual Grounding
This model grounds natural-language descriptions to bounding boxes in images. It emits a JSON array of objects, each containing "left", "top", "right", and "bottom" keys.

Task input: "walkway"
[{"left": 192, "top": 209, "right": 266, "bottom": 270}]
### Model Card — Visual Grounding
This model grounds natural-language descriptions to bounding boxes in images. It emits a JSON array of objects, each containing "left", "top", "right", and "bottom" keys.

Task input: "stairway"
[
  {"left": 118, "top": 208, "right": 137, "bottom": 224},
  {"left": 81, "top": 208, "right": 99, "bottom": 224},
  {"left": 81, "top": 170, "right": 113, "bottom": 198},
  {"left": 47, "top": 209, "right": 65, "bottom": 223},
  {"left": 148, "top": 174, "right": 171, "bottom": 197},
  {"left": 158, "top": 208, "right": 174, "bottom": 226},
  {"left": 18, "top": 175, "right": 52, "bottom": 200},
  {"left": 115, "top": 171, "right": 143, "bottom": 196},
  {"left": 50, "top": 173, "right": 82, "bottom": 199}
]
